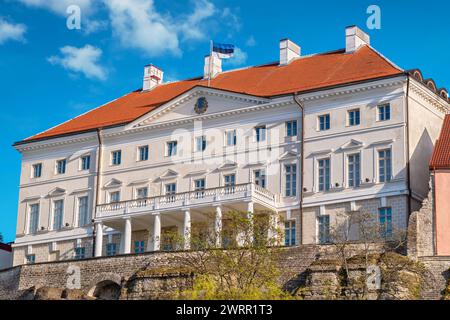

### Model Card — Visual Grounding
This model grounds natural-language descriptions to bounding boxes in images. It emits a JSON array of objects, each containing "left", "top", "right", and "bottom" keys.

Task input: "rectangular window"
[
  {"left": 78, "top": 196, "right": 89, "bottom": 227},
  {"left": 196, "top": 136, "right": 207, "bottom": 152},
  {"left": 378, "top": 104, "right": 391, "bottom": 121},
  {"left": 165, "top": 183, "right": 176, "bottom": 202},
  {"left": 109, "top": 191, "right": 120, "bottom": 203},
  {"left": 224, "top": 174, "right": 236, "bottom": 194},
  {"left": 74, "top": 247, "right": 85, "bottom": 260},
  {"left": 81, "top": 155, "right": 90, "bottom": 171},
  {"left": 29, "top": 204, "right": 39, "bottom": 234},
  {"left": 379, "top": 207, "right": 393, "bottom": 238},
  {"left": 378, "top": 149, "right": 392, "bottom": 183},
  {"left": 226, "top": 130, "right": 237, "bottom": 146},
  {"left": 286, "top": 120, "right": 298, "bottom": 137},
  {"left": 285, "top": 164, "right": 297, "bottom": 197},
  {"left": 53, "top": 200, "right": 64, "bottom": 231},
  {"left": 25, "top": 254, "right": 36, "bottom": 264},
  {"left": 134, "top": 241, "right": 145, "bottom": 254},
  {"left": 284, "top": 220, "right": 296, "bottom": 246},
  {"left": 255, "top": 126, "right": 266, "bottom": 142},
  {"left": 56, "top": 159, "right": 66, "bottom": 175},
  {"left": 348, "top": 109, "right": 360, "bottom": 126},
  {"left": 138, "top": 146, "right": 149, "bottom": 161},
  {"left": 254, "top": 170, "right": 266, "bottom": 188},
  {"left": 111, "top": 150, "right": 122, "bottom": 166},
  {"left": 194, "top": 179, "right": 205, "bottom": 198},
  {"left": 167, "top": 141, "right": 177, "bottom": 157},
  {"left": 318, "top": 159, "right": 331, "bottom": 192},
  {"left": 348, "top": 154, "right": 361, "bottom": 188},
  {"left": 318, "top": 215, "right": 330, "bottom": 244},
  {"left": 136, "top": 187, "right": 148, "bottom": 199},
  {"left": 318, "top": 114, "right": 330, "bottom": 131},
  {"left": 106, "top": 243, "right": 117, "bottom": 256},
  {"left": 32, "top": 163, "right": 42, "bottom": 178}
]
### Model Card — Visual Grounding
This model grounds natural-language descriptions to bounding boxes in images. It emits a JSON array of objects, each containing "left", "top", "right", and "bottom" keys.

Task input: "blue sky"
[{"left": 0, "top": 0, "right": 449, "bottom": 243}]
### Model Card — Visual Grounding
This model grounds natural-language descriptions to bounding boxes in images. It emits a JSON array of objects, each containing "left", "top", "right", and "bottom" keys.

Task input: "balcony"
[{"left": 96, "top": 183, "right": 278, "bottom": 219}]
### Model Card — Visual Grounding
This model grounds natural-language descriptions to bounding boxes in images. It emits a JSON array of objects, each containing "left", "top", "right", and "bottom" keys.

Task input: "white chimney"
[
  {"left": 143, "top": 64, "right": 163, "bottom": 91},
  {"left": 345, "top": 26, "right": 370, "bottom": 53},
  {"left": 279, "top": 39, "right": 301, "bottom": 65},
  {"left": 204, "top": 54, "right": 222, "bottom": 79}
]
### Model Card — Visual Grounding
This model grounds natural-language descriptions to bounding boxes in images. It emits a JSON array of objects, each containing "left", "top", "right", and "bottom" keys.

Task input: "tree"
[{"left": 168, "top": 210, "right": 291, "bottom": 300}]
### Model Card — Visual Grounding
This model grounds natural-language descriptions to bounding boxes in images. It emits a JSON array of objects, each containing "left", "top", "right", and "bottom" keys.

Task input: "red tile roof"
[
  {"left": 22, "top": 46, "right": 403, "bottom": 143},
  {"left": 430, "top": 114, "right": 450, "bottom": 169}
]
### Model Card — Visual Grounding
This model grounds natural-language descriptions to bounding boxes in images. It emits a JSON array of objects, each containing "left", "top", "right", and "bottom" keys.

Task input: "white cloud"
[
  {"left": 225, "top": 47, "right": 247, "bottom": 67},
  {"left": 48, "top": 45, "right": 107, "bottom": 80},
  {"left": 17, "top": 0, "right": 95, "bottom": 16},
  {"left": 177, "top": 0, "right": 216, "bottom": 41},
  {"left": 104, "top": 0, "right": 180, "bottom": 57},
  {"left": 0, "top": 19, "right": 26, "bottom": 44}
]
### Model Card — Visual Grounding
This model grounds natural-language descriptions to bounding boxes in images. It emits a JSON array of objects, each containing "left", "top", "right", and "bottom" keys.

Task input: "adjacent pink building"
[{"left": 430, "top": 114, "right": 450, "bottom": 256}]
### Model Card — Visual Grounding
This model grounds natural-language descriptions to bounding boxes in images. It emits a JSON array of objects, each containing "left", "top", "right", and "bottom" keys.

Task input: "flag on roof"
[{"left": 212, "top": 42, "right": 235, "bottom": 59}]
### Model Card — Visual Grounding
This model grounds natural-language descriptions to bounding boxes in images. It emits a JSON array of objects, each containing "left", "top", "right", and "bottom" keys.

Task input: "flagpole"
[{"left": 208, "top": 40, "right": 213, "bottom": 87}]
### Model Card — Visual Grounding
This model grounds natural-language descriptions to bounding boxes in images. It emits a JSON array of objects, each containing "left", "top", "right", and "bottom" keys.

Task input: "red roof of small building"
[
  {"left": 21, "top": 46, "right": 403, "bottom": 143},
  {"left": 430, "top": 114, "right": 450, "bottom": 169}
]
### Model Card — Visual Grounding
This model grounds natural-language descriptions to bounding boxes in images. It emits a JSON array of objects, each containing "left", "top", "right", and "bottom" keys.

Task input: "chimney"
[
  {"left": 345, "top": 26, "right": 370, "bottom": 53},
  {"left": 204, "top": 54, "right": 222, "bottom": 79},
  {"left": 279, "top": 39, "right": 301, "bottom": 65},
  {"left": 143, "top": 64, "right": 163, "bottom": 91}
]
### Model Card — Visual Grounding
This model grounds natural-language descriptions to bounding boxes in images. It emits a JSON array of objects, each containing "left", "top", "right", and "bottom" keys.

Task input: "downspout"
[
  {"left": 430, "top": 168, "right": 437, "bottom": 255},
  {"left": 405, "top": 75, "right": 412, "bottom": 231},
  {"left": 92, "top": 128, "right": 103, "bottom": 257},
  {"left": 293, "top": 94, "right": 305, "bottom": 245}
]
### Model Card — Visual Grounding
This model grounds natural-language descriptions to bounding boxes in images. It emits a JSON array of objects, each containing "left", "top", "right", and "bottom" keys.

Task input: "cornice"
[
  {"left": 409, "top": 80, "right": 449, "bottom": 114},
  {"left": 15, "top": 135, "right": 97, "bottom": 153}
]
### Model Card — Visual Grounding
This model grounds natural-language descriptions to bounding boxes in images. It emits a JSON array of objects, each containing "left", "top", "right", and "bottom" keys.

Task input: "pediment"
[
  {"left": 279, "top": 151, "right": 299, "bottom": 161},
  {"left": 338, "top": 139, "right": 364, "bottom": 151},
  {"left": 103, "top": 179, "right": 122, "bottom": 189},
  {"left": 157, "top": 169, "right": 179, "bottom": 181},
  {"left": 48, "top": 187, "right": 66, "bottom": 197},
  {"left": 127, "top": 86, "right": 269, "bottom": 129},
  {"left": 217, "top": 161, "right": 238, "bottom": 171}
]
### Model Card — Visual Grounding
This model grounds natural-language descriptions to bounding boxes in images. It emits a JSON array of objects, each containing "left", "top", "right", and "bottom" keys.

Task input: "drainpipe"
[
  {"left": 293, "top": 94, "right": 305, "bottom": 245},
  {"left": 405, "top": 75, "right": 412, "bottom": 233},
  {"left": 92, "top": 128, "right": 103, "bottom": 257}
]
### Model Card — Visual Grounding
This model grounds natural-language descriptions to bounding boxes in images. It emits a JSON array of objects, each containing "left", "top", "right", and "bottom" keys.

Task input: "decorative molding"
[
  {"left": 409, "top": 79, "right": 449, "bottom": 114},
  {"left": 47, "top": 187, "right": 66, "bottom": 197},
  {"left": 157, "top": 169, "right": 179, "bottom": 181},
  {"left": 70, "top": 188, "right": 92, "bottom": 195},
  {"left": 337, "top": 139, "right": 365, "bottom": 151},
  {"left": 217, "top": 161, "right": 238, "bottom": 171},
  {"left": 368, "top": 139, "right": 395, "bottom": 147},
  {"left": 278, "top": 151, "right": 299, "bottom": 161},
  {"left": 15, "top": 135, "right": 97, "bottom": 153},
  {"left": 127, "top": 178, "right": 152, "bottom": 186},
  {"left": 103, "top": 178, "right": 122, "bottom": 189}
]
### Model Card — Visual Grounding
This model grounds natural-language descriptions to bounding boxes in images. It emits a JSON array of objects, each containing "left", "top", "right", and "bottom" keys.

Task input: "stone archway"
[{"left": 88, "top": 280, "right": 122, "bottom": 300}]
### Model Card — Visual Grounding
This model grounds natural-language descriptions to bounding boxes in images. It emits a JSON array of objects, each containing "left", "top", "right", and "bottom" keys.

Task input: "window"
[
  {"left": 348, "top": 109, "right": 360, "bottom": 126},
  {"left": 194, "top": 179, "right": 205, "bottom": 198},
  {"left": 379, "top": 207, "right": 393, "bottom": 238},
  {"left": 318, "top": 114, "right": 330, "bottom": 131},
  {"left": 254, "top": 170, "right": 266, "bottom": 188},
  {"left": 285, "top": 164, "right": 297, "bottom": 197},
  {"left": 81, "top": 155, "right": 90, "bottom": 171},
  {"left": 255, "top": 126, "right": 266, "bottom": 142},
  {"left": 109, "top": 191, "right": 120, "bottom": 203},
  {"left": 138, "top": 146, "right": 149, "bottom": 161},
  {"left": 29, "top": 204, "right": 39, "bottom": 234},
  {"left": 134, "top": 241, "right": 145, "bottom": 254},
  {"left": 32, "top": 163, "right": 42, "bottom": 178},
  {"left": 348, "top": 154, "right": 361, "bottom": 188},
  {"left": 378, "top": 104, "right": 391, "bottom": 121},
  {"left": 106, "top": 243, "right": 117, "bottom": 256},
  {"left": 111, "top": 150, "right": 122, "bottom": 166},
  {"left": 56, "top": 159, "right": 66, "bottom": 175},
  {"left": 286, "top": 120, "right": 298, "bottom": 137},
  {"left": 318, "top": 159, "right": 330, "bottom": 192},
  {"left": 318, "top": 215, "right": 330, "bottom": 244},
  {"left": 25, "top": 254, "right": 35, "bottom": 264},
  {"left": 53, "top": 200, "right": 64, "bottom": 231},
  {"left": 226, "top": 130, "right": 237, "bottom": 146},
  {"left": 196, "top": 136, "right": 207, "bottom": 152},
  {"left": 78, "top": 196, "right": 89, "bottom": 227},
  {"left": 165, "top": 183, "right": 176, "bottom": 202},
  {"left": 285, "top": 221, "right": 296, "bottom": 246},
  {"left": 166, "top": 141, "right": 177, "bottom": 157},
  {"left": 224, "top": 174, "right": 236, "bottom": 194},
  {"left": 378, "top": 149, "right": 392, "bottom": 183},
  {"left": 74, "top": 247, "right": 85, "bottom": 260},
  {"left": 136, "top": 187, "right": 148, "bottom": 199}
]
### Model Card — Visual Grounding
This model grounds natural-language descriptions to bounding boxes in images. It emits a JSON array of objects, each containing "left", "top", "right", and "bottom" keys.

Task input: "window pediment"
[
  {"left": 47, "top": 187, "right": 66, "bottom": 197},
  {"left": 338, "top": 139, "right": 364, "bottom": 152},
  {"left": 103, "top": 179, "right": 123, "bottom": 189}
]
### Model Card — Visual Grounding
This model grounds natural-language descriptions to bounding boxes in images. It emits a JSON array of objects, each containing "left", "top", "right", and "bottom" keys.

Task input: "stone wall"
[{"left": 407, "top": 190, "right": 434, "bottom": 258}]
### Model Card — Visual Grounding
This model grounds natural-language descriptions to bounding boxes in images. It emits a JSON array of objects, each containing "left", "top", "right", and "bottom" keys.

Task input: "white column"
[
  {"left": 153, "top": 213, "right": 161, "bottom": 251},
  {"left": 183, "top": 210, "right": 191, "bottom": 250},
  {"left": 215, "top": 206, "right": 222, "bottom": 248},
  {"left": 94, "top": 222, "right": 103, "bottom": 257},
  {"left": 123, "top": 218, "right": 132, "bottom": 254}
]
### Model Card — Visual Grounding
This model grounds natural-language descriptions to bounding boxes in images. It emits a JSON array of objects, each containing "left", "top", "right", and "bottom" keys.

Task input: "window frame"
[
  {"left": 378, "top": 207, "right": 393, "bottom": 238},
  {"left": 347, "top": 109, "right": 361, "bottom": 127},
  {"left": 52, "top": 199, "right": 64, "bottom": 231},
  {"left": 106, "top": 243, "right": 117, "bottom": 256},
  {"left": 378, "top": 148, "right": 392, "bottom": 183},
  {"left": 25, "top": 254, "right": 36, "bottom": 264},
  {"left": 28, "top": 203, "right": 40, "bottom": 234},
  {"left": 286, "top": 120, "right": 298, "bottom": 137},
  {"left": 318, "top": 158, "right": 331, "bottom": 192},
  {"left": 284, "top": 220, "right": 296, "bottom": 246},
  {"left": 111, "top": 150, "right": 122, "bottom": 166},
  {"left": 195, "top": 136, "right": 207, "bottom": 152},
  {"left": 55, "top": 159, "right": 67, "bottom": 175},
  {"left": 225, "top": 130, "right": 237, "bottom": 147},
  {"left": 77, "top": 196, "right": 89, "bottom": 227},
  {"left": 254, "top": 169, "right": 267, "bottom": 189},
  {"left": 377, "top": 103, "right": 391, "bottom": 122},
  {"left": 317, "top": 215, "right": 330, "bottom": 244},
  {"left": 255, "top": 125, "right": 267, "bottom": 143},
  {"left": 74, "top": 247, "right": 86, "bottom": 260},
  {"left": 32, "top": 163, "right": 42, "bottom": 178},
  {"left": 80, "top": 155, "right": 91, "bottom": 171},
  {"left": 318, "top": 114, "right": 330, "bottom": 131},
  {"left": 138, "top": 145, "right": 149, "bottom": 162},
  {"left": 134, "top": 240, "right": 145, "bottom": 254},
  {"left": 166, "top": 141, "right": 178, "bottom": 157},
  {"left": 347, "top": 153, "right": 361, "bottom": 188},
  {"left": 285, "top": 164, "right": 297, "bottom": 197}
]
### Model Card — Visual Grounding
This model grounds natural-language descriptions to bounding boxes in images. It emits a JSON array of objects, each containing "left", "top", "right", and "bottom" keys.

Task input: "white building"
[
  {"left": 11, "top": 26, "right": 449, "bottom": 265},
  {"left": 0, "top": 243, "right": 12, "bottom": 270}
]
